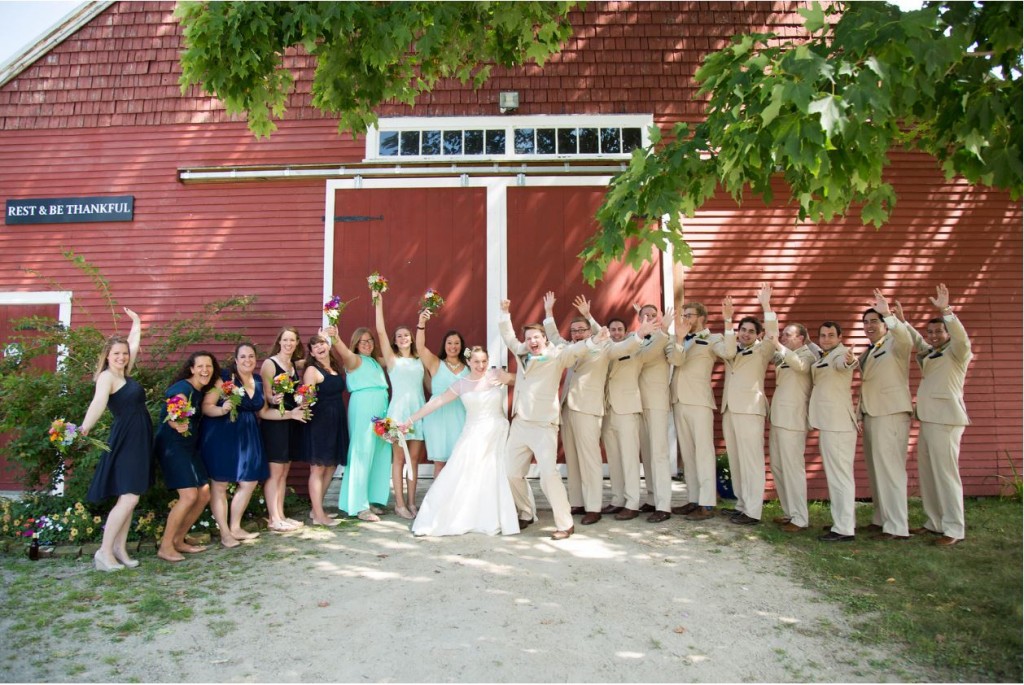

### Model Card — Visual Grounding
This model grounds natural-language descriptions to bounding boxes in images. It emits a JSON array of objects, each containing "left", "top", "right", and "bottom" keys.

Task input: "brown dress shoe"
[
  {"left": 781, "top": 522, "right": 807, "bottom": 533},
  {"left": 772, "top": 516, "right": 791, "bottom": 525},
  {"left": 600, "top": 504, "right": 623, "bottom": 515},
  {"left": 685, "top": 507, "right": 715, "bottom": 521},
  {"left": 718, "top": 507, "right": 738, "bottom": 517},
  {"left": 671, "top": 503, "right": 699, "bottom": 515},
  {"left": 550, "top": 527, "right": 574, "bottom": 540},
  {"left": 614, "top": 508, "right": 640, "bottom": 521},
  {"left": 865, "top": 523, "right": 884, "bottom": 533},
  {"left": 580, "top": 512, "right": 602, "bottom": 525},
  {"left": 570, "top": 506, "right": 585, "bottom": 516},
  {"left": 639, "top": 503, "right": 656, "bottom": 513},
  {"left": 910, "top": 527, "right": 941, "bottom": 536},
  {"left": 730, "top": 513, "right": 760, "bottom": 525},
  {"left": 819, "top": 531, "right": 855, "bottom": 542},
  {"left": 646, "top": 511, "right": 671, "bottom": 523},
  {"left": 871, "top": 532, "right": 911, "bottom": 541},
  {"left": 935, "top": 536, "right": 962, "bottom": 546}
]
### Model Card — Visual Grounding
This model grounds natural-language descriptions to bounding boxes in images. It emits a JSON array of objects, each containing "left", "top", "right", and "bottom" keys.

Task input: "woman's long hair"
[{"left": 170, "top": 350, "right": 220, "bottom": 393}]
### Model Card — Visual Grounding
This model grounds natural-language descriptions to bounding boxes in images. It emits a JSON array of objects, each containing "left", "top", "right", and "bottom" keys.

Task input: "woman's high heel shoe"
[{"left": 94, "top": 551, "right": 124, "bottom": 572}]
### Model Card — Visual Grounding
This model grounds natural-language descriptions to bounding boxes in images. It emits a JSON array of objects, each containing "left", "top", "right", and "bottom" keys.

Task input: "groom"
[{"left": 499, "top": 298, "right": 607, "bottom": 540}]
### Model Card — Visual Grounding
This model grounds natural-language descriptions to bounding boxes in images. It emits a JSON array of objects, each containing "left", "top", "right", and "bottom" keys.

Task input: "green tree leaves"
[
  {"left": 582, "top": 1, "right": 1022, "bottom": 283},
  {"left": 177, "top": 1, "right": 577, "bottom": 137}
]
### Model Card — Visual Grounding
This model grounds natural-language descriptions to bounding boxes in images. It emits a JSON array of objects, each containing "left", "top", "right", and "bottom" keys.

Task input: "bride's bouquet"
[{"left": 372, "top": 415, "right": 413, "bottom": 477}]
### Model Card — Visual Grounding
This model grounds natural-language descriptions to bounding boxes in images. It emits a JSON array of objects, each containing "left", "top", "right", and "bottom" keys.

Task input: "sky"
[
  {"left": 0, "top": 0, "right": 929, "bottom": 74},
  {"left": 0, "top": 0, "right": 85, "bottom": 69}
]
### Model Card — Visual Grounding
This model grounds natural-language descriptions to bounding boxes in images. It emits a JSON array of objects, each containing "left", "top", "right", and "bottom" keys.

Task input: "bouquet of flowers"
[
  {"left": 218, "top": 379, "right": 244, "bottom": 422},
  {"left": 294, "top": 383, "right": 317, "bottom": 421},
  {"left": 272, "top": 373, "right": 297, "bottom": 417},
  {"left": 367, "top": 271, "right": 389, "bottom": 300},
  {"left": 164, "top": 396, "right": 197, "bottom": 437},
  {"left": 418, "top": 288, "right": 445, "bottom": 314},
  {"left": 323, "top": 294, "right": 349, "bottom": 327},
  {"left": 372, "top": 415, "right": 413, "bottom": 478},
  {"left": 47, "top": 418, "right": 110, "bottom": 455}
]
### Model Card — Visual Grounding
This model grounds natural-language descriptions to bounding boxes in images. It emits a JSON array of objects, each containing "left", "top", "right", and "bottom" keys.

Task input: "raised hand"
[
  {"left": 844, "top": 346, "right": 857, "bottom": 366},
  {"left": 722, "top": 295, "right": 734, "bottom": 322},
  {"left": 757, "top": 283, "right": 772, "bottom": 312},
  {"left": 500, "top": 299, "right": 511, "bottom": 314},
  {"left": 542, "top": 291, "right": 556, "bottom": 317},
  {"left": 872, "top": 288, "right": 891, "bottom": 317},
  {"left": 124, "top": 307, "right": 140, "bottom": 322},
  {"left": 892, "top": 300, "right": 906, "bottom": 323},
  {"left": 636, "top": 318, "right": 656, "bottom": 338},
  {"left": 593, "top": 326, "right": 610, "bottom": 344},
  {"left": 418, "top": 309, "right": 431, "bottom": 326},
  {"left": 673, "top": 311, "right": 692, "bottom": 340},
  {"left": 929, "top": 283, "right": 950, "bottom": 311},
  {"left": 572, "top": 295, "right": 592, "bottom": 319}
]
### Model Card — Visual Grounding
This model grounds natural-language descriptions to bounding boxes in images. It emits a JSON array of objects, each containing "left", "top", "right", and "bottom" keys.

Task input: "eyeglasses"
[
  {"left": 358, "top": 338, "right": 373, "bottom": 344},
  {"left": 570, "top": 328, "right": 590, "bottom": 334}
]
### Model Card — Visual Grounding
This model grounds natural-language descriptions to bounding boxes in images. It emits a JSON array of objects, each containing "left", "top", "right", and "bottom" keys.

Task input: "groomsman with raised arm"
[
  {"left": 858, "top": 290, "right": 913, "bottom": 540},
  {"left": 500, "top": 298, "right": 607, "bottom": 540},
  {"left": 899, "top": 284, "right": 973, "bottom": 546},
  {"left": 811, "top": 322, "right": 860, "bottom": 542},
  {"left": 631, "top": 304, "right": 675, "bottom": 523},
  {"left": 542, "top": 292, "right": 604, "bottom": 525},
  {"left": 601, "top": 316, "right": 658, "bottom": 522},
  {"left": 711, "top": 285, "right": 779, "bottom": 525},
  {"left": 768, "top": 323, "right": 818, "bottom": 532},
  {"left": 666, "top": 301, "right": 725, "bottom": 521}
]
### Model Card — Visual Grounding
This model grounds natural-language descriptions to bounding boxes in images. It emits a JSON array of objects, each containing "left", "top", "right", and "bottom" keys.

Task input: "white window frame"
[{"left": 365, "top": 114, "right": 654, "bottom": 162}]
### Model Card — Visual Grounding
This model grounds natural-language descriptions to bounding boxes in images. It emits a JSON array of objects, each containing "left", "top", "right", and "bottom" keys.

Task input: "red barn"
[{"left": 0, "top": 1, "right": 1020, "bottom": 499}]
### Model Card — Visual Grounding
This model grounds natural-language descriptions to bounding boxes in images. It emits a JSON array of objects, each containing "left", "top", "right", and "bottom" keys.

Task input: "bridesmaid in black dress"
[
  {"left": 154, "top": 351, "right": 218, "bottom": 562},
  {"left": 81, "top": 308, "right": 153, "bottom": 572},
  {"left": 298, "top": 333, "right": 349, "bottom": 526},
  {"left": 259, "top": 327, "right": 306, "bottom": 532}
]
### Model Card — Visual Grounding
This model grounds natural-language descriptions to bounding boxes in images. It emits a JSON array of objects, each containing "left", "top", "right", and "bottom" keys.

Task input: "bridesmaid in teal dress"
[
  {"left": 330, "top": 323, "right": 391, "bottom": 522},
  {"left": 375, "top": 293, "right": 426, "bottom": 519},
  {"left": 416, "top": 309, "right": 469, "bottom": 478}
]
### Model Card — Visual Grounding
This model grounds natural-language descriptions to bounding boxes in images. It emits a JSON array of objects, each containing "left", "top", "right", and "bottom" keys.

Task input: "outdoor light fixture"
[{"left": 499, "top": 91, "right": 519, "bottom": 114}]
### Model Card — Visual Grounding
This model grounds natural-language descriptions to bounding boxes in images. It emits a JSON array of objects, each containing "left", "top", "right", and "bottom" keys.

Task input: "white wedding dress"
[{"left": 412, "top": 373, "right": 520, "bottom": 537}]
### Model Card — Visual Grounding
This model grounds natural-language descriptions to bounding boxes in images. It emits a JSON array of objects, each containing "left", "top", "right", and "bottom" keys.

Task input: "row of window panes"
[{"left": 377, "top": 127, "right": 643, "bottom": 157}]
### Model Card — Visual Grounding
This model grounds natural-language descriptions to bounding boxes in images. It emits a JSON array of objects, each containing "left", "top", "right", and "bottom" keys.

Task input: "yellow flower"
[
  {"left": 13, "top": 519, "right": 20, "bottom": 527},
  {"left": 70, "top": 528, "right": 78, "bottom": 539},
  {"left": 86, "top": 527, "right": 93, "bottom": 534},
  {"left": 93, "top": 515, "right": 101, "bottom": 524}
]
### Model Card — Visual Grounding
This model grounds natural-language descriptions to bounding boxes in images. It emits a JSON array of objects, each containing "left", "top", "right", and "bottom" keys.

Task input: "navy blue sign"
[{"left": 6, "top": 196, "right": 134, "bottom": 225}]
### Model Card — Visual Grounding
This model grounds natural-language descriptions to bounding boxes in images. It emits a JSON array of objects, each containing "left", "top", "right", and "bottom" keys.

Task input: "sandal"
[
  {"left": 357, "top": 510, "right": 381, "bottom": 522},
  {"left": 268, "top": 521, "right": 296, "bottom": 533},
  {"left": 369, "top": 505, "right": 385, "bottom": 515},
  {"left": 395, "top": 506, "right": 414, "bottom": 520}
]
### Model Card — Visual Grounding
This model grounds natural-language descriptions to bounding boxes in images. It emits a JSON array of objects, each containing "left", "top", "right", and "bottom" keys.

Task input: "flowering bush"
[{"left": 1, "top": 497, "right": 104, "bottom": 545}]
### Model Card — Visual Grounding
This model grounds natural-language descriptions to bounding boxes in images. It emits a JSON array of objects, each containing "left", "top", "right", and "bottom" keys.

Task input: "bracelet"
[{"left": 417, "top": 326, "right": 425, "bottom": 330}]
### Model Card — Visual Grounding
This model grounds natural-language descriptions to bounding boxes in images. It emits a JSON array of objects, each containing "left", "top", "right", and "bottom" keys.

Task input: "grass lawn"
[{"left": 757, "top": 496, "right": 1023, "bottom": 683}]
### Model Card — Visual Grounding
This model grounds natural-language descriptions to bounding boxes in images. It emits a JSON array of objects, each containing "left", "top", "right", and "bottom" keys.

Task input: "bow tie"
[
  {"left": 684, "top": 333, "right": 696, "bottom": 341},
  {"left": 927, "top": 350, "right": 944, "bottom": 359}
]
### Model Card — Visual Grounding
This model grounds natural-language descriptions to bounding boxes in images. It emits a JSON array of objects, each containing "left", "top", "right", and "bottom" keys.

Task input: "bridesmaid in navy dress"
[
  {"left": 154, "top": 351, "right": 218, "bottom": 562},
  {"left": 298, "top": 333, "right": 349, "bottom": 526},
  {"left": 259, "top": 327, "right": 306, "bottom": 532},
  {"left": 201, "top": 342, "right": 304, "bottom": 547},
  {"left": 80, "top": 308, "right": 153, "bottom": 572}
]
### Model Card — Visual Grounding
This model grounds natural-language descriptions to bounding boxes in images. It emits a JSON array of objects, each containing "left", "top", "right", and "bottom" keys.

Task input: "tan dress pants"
[
  {"left": 863, "top": 413, "right": 911, "bottom": 536},
  {"left": 506, "top": 418, "right": 573, "bottom": 531},
  {"left": 769, "top": 424, "right": 809, "bottom": 527},
  {"left": 602, "top": 411, "right": 641, "bottom": 510},
  {"left": 819, "top": 430, "right": 857, "bottom": 537},
  {"left": 672, "top": 403, "right": 717, "bottom": 507},
  {"left": 723, "top": 410, "right": 768, "bottom": 520},
  {"left": 918, "top": 421, "right": 966, "bottom": 540}
]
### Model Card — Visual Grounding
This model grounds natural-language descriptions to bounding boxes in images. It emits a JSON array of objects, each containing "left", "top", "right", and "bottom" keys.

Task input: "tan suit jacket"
[
  {"left": 770, "top": 344, "right": 817, "bottom": 431},
  {"left": 858, "top": 316, "right": 913, "bottom": 417},
  {"left": 500, "top": 314, "right": 590, "bottom": 424},
  {"left": 809, "top": 345, "right": 858, "bottom": 432},
  {"left": 544, "top": 317, "right": 608, "bottom": 417},
  {"left": 666, "top": 329, "right": 724, "bottom": 409},
  {"left": 604, "top": 335, "right": 645, "bottom": 415},
  {"left": 635, "top": 330, "right": 671, "bottom": 411},
  {"left": 907, "top": 314, "right": 972, "bottom": 426},
  {"left": 714, "top": 316, "right": 779, "bottom": 416}
]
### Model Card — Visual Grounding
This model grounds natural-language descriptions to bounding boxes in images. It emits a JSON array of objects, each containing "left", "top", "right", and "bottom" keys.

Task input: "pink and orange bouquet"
[
  {"left": 47, "top": 418, "right": 110, "bottom": 455},
  {"left": 218, "top": 379, "right": 244, "bottom": 422},
  {"left": 272, "top": 373, "right": 296, "bottom": 416},
  {"left": 294, "top": 383, "right": 317, "bottom": 421},
  {"left": 371, "top": 415, "right": 410, "bottom": 443},
  {"left": 367, "top": 271, "right": 389, "bottom": 300},
  {"left": 163, "top": 396, "right": 196, "bottom": 437},
  {"left": 418, "top": 288, "right": 445, "bottom": 314}
]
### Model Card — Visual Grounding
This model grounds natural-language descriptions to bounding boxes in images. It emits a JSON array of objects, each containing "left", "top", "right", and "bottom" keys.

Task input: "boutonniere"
[
  {"left": 696, "top": 330, "right": 710, "bottom": 340},
  {"left": 872, "top": 339, "right": 885, "bottom": 352},
  {"left": 527, "top": 353, "right": 548, "bottom": 363}
]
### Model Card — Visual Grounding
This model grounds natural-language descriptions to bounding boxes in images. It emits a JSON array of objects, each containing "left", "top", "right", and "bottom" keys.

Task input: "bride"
[{"left": 400, "top": 346, "right": 519, "bottom": 537}]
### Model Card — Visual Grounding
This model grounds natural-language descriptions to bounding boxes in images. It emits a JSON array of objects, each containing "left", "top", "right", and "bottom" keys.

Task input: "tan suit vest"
[
  {"left": 908, "top": 315, "right": 972, "bottom": 426},
  {"left": 858, "top": 317, "right": 913, "bottom": 417},
  {"left": 500, "top": 315, "right": 590, "bottom": 424},
  {"left": 809, "top": 345, "right": 858, "bottom": 432},
  {"left": 666, "top": 330, "right": 724, "bottom": 410},
  {"left": 770, "top": 345, "right": 817, "bottom": 431},
  {"left": 604, "top": 335, "right": 645, "bottom": 415}
]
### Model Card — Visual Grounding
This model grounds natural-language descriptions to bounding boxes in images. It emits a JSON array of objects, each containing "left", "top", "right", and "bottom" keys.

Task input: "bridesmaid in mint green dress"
[
  {"left": 375, "top": 294, "right": 426, "bottom": 519},
  {"left": 416, "top": 309, "right": 469, "bottom": 478},
  {"left": 330, "top": 324, "right": 391, "bottom": 522}
]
